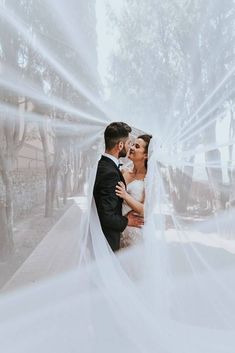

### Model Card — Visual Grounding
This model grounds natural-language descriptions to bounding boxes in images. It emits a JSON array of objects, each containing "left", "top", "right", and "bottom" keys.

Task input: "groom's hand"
[{"left": 127, "top": 211, "right": 144, "bottom": 228}]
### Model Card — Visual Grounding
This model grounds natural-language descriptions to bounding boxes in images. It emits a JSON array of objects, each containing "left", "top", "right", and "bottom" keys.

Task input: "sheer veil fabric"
[{"left": 1, "top": 1, "right": 235, "bottom": 352}]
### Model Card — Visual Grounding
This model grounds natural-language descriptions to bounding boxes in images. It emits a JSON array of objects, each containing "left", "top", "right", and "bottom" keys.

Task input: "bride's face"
[{"left": 128, "top": 138, "right": 147, "bottom": 163}]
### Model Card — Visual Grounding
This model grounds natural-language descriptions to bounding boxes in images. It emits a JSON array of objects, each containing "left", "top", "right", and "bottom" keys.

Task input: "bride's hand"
[{"left": 115, "top": 181, "right": 128, "bottom": 199}]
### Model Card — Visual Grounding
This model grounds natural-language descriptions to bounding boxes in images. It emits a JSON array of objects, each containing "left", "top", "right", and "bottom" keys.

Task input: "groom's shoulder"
[
  {"left": 98, "top": 156, "right": 107, "bottom": 169},
  {"left": 98, "top": 156, "right": 116, "bottom": 169},
  {"left": 96, "top": 157, "right": 119, "bottom": 178}
]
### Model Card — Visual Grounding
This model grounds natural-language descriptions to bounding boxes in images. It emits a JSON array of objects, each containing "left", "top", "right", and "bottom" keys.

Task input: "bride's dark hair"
[{"left": 137, "top": 134, "right": 152, "bottom": 169}]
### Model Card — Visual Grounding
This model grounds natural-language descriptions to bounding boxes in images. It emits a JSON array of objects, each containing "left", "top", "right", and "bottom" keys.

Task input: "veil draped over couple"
[
  {"left": 1, "top": 1, "right": 235, "bottom": 352},
  {"left": 93, "top": 122, "right": 152, "bottom": 252}
]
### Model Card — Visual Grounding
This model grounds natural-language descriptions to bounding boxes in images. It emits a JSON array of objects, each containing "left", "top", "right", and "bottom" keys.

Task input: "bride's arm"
[{"left": 115, "top": 181, "right": 144, "bottom": 216}]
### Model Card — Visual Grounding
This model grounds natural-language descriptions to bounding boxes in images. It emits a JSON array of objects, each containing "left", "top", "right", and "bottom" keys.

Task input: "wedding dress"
[{"left": 120, "top": 179, "right": 145, "bottom": 248}]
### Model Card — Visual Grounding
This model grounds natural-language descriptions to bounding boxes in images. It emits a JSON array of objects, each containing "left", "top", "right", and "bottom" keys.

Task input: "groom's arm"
[{"left": 97, "top": 171, "right": 128, "bottom": 232}]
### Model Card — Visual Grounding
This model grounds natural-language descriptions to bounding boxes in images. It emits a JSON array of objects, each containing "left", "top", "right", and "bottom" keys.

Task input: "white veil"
[{"left": 1, "top": 0, "right": 235, "bottom": 352}]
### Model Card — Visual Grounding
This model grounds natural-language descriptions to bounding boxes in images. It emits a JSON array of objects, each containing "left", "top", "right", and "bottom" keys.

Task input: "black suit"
[{"left": 93, "top": 155, "right": 128, "bottom": 251}]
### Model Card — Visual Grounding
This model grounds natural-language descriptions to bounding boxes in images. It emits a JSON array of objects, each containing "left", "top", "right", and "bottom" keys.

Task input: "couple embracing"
[{"left": 93, "top": 122, "right": 152, "bottom": 252}]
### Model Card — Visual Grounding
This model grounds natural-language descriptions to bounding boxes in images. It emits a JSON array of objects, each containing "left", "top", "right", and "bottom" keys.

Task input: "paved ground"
[{"left": 0, "top": 199, "right": 78, "bottom": 291}]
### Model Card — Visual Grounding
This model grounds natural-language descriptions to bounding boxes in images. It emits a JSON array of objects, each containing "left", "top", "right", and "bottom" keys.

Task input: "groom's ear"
[{"left": 118, "top": 141, "right": 124, "bottom": 151}]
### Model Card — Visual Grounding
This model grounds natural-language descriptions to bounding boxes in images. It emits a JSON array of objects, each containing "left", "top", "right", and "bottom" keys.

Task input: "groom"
[{"left": 93, "top": 122, "right": 143, "bottom": 252}]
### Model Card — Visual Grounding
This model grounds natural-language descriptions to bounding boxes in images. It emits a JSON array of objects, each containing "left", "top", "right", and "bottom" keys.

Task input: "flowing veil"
[{"left": 1, "top": 1, "right": 235, "bottom": 352}]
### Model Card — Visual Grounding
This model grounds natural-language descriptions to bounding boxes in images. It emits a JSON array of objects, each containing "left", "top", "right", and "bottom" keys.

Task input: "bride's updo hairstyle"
[{"left": 137, "top": 134, "right": 152, "bottom": 169}]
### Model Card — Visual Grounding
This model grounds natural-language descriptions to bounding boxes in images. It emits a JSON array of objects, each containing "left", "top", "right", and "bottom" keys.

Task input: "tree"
[
  {"left": 0, "top": 1, "right": 29, "bottom": 256},
  {"left": 107, "top": 0, "right": 235, "bottom": 213}
]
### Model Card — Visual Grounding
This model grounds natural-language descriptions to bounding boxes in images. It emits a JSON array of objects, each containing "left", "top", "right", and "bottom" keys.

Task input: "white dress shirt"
[{"left": 103, "top": 153, "right": 120, "bottom": 168}]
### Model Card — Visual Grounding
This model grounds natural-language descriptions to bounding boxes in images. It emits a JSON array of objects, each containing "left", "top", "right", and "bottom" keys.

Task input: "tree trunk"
[
  {"left": 0, "top": 151, "right": 14, "bottom": 258},
  {"left": 204, "top": 122, "right": 223, "bottom": 210},
  {"left": 50, "top": 147, "right": 60, "bottom": 211},
  {"left": 45, "top": 166, "right": 54, "bottom": 217},
  {"left": 38, "top": 119, "right": 56, "bottom": 217},
  {"left": 0, "top": 201, "right": 13, "bottom": 260},
  {"left": 62, "top": 171, "right": 68, "bottom": 205},
  {"left": 73, "top": 149, "right": 82, "bottom": 194}
]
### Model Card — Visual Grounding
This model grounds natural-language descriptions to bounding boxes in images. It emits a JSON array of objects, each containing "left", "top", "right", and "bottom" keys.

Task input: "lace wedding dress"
[{"left": 120, "top": 179, "right": 145, "bottom": 248}]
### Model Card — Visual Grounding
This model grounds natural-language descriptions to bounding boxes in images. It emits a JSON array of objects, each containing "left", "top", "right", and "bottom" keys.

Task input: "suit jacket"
[{"left": 93, "top": 155, "right": 128, "bottom": 251}]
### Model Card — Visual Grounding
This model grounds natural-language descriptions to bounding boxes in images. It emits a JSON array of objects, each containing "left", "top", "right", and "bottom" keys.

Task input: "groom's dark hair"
[{"left": 104, "top": 122, "right": 132, "bottom": 150}]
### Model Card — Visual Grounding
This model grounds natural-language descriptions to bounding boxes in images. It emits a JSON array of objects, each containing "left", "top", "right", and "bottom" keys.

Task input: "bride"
[{"left": 115, "top": 134, "right": 152, "bottom": 248}]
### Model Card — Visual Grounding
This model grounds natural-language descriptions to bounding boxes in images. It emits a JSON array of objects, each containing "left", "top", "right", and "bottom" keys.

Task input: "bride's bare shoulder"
[
  {"left": 121, "top": 167, "right": 131, "bottom": 175},
  {"left": 121, "top": 168, "right": 133, "bottom": 183}
]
